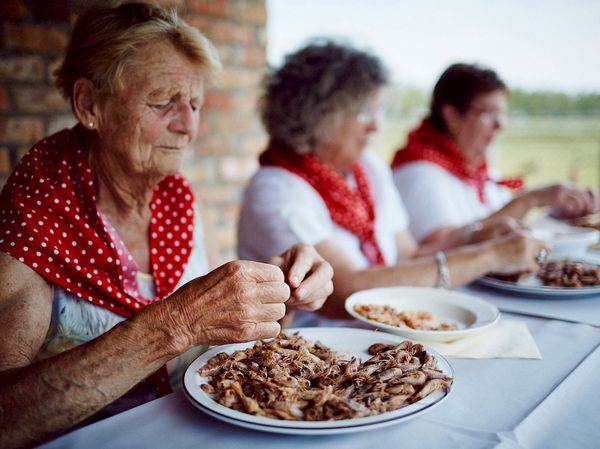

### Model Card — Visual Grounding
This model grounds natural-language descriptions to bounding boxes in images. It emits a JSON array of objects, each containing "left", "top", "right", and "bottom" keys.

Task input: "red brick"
[
  {"left": 0, "top": 87, "right": 8, "bottom": 112},
  {"left": 219, "top": 155, "right": 258, "bottom": 182},
  {"left": 0, "top": 117, "right": 44, "bottom": 144},
  {"left": 241, "top": 134, "right": 268, "bottom": 155},
  {"left": 195, "top": 133, "right": 231, "bottom": 156},
  {"left": 234, "top": 0, "right": 267, "bottom": 25},
  {"left": 204, "top": 90, "right": 234, "bottom": 110},
  {"left": 47, "top": 114, "right": 77, "bottom": 135},
  {"left": 189, "top": 0, "right": 230, "bottom": 17},
  {"left": 187, "top": 17, "right": 254, "bottom": 45},
  {"left": 0, "top": 0, "right": 30, "bottom": 18},
  {"left": 14, "top": 86, "right": 70, "bottom": 113},
  {"left": 234, "top": 90, "right": 262, "bottom": 114},
  {"left": 182, "top": 155, "right": 218, "bottom": 182},
  {"left": 0, "top": 147, "right": 11, "bottom": 175},
  {"left": 219, "top": 67, "right": 262, "bottom": 89},
  {"left": 4, "top": 23, "right": 69, "bottom": 53},
  {"left": 0, "top": 55, "right": 45, "bottom": 81},
  {"left": 239, "top": 46, "right": 266, "bottom": 66}
]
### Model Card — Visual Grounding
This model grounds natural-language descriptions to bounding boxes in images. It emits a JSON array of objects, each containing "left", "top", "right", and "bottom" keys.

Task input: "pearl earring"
[{"left": 88, "top": 121, "right": 94, "bottom": 128}]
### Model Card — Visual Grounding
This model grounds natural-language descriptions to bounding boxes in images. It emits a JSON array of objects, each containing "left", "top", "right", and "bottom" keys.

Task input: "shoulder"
[
  {"left": 243, "top": 166, "right": 325, "bottom": 207},
  {"left": 394, "top": 161, "right": 462, "bottom": 189}
]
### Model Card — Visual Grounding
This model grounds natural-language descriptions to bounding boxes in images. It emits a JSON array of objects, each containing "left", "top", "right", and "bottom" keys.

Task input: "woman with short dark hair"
[{"left": 392, "top": 63, "right": 598, "bottom": 249}]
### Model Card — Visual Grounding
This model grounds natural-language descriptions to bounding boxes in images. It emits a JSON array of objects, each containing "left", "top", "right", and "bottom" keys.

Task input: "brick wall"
[{"left": 0, "top": 0, "right": 268, "bottom": 266}]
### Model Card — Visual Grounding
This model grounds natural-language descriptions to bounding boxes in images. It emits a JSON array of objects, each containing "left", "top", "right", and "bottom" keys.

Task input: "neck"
[
  {"left": 89, "top": 147, "right": 157, "bottom": 218},
  {"left": 313, "top": 144, "right": 351, "bottom": 176}
]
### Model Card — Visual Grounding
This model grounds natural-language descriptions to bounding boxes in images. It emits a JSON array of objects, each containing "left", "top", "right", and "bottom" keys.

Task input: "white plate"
[
  {"left": 345, "top": 287, "right": 500, "bottom": 342},
  {"left": 183, "top": 327, "right": 453, "bottom": 435},
  {"left": 477, "top": 274, "right": 600, "bottom": 297}
]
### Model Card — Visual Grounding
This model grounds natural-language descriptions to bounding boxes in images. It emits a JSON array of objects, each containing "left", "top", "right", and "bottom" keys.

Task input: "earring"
[{"left": 88, "top": 121, "right": 94, "bottom": 129}]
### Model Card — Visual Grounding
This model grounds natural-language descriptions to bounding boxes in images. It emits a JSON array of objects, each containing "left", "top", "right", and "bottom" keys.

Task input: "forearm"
[
  {"left": 321, "top": 243, "right": 501, "bottom": 318},
  {"left": 415, "top": 227, "right": 466, "bottom": 256},
  {"left": 0, "top": 317, "right": 176, "bottom": 449},
  {"left": 485, "top": 192, "right": 538, "bottom": 221}
]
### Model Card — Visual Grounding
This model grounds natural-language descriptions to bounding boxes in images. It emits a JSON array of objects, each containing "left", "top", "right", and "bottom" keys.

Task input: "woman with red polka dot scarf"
[{"left": 0, "top": 4, "right": 333, "bottom": 448}]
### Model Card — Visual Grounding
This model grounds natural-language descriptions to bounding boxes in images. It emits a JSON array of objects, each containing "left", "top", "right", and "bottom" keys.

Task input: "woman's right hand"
[
  {"left": 139, "top": 260, "right": 289, "bottom": 354},
  {"left": 490, "top": 232, "right": 549, "bottom": 274},
  {"left": 531, "top": 183, "right": 599, "bottom": 219},
  {"left": 471, "top": 216, "right": 523, "bottom": 243}
]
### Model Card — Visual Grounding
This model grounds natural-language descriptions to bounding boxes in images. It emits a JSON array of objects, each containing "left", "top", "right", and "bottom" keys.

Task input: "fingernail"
[
  {"left": 296, "top": 287, "right": 306, "bottom": 299},
  {"left": 291, "top": 275, "right": 300, "bottom": 286}
]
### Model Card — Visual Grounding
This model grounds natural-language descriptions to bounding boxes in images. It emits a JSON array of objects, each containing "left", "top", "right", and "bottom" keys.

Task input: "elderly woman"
[
  {"left": 391, "top": 63, "right": 599, "bottom": 248},
  {"left": 0, "top": 4, "right": 332, "bottom": 448},
  {"left": 237, "top": 41, "right": 545, "bottom": 319}
]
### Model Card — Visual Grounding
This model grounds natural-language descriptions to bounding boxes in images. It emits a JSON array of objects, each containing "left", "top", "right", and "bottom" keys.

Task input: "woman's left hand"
[{"left": 268, "top": 244, "right": 334, "bottom": 311}]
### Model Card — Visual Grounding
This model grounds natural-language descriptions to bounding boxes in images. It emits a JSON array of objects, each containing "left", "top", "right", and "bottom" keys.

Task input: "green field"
[{"left": 373, "top": 116, "right": 600, "bottom": 191}]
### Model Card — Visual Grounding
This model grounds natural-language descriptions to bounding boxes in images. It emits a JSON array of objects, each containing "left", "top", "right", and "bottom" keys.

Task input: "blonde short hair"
[{"left": 54, "top": 2, "right": 221, "bottom": 109}]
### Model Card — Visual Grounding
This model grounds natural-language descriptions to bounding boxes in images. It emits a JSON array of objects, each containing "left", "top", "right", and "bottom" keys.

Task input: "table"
[{"left": 38, "top": 291, "right": 600, "bottom": 449}]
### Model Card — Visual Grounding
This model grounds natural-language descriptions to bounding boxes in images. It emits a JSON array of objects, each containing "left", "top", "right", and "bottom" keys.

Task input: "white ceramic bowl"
[{"left": 533, "top": 226, "right": 600, "bottom": 259}]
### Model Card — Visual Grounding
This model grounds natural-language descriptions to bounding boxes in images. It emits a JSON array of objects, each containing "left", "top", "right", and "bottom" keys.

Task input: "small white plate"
[
  {"left": 183, "top": 327, "right": 453, "bottom": 435},
  {"left": 345, "top": 287, "right": 500, "bottom": 342}
]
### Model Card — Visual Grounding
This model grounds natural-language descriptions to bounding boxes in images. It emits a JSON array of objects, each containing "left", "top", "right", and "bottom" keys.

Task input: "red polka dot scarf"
[
  {"left": 391, "top": 119, "right": 524, "bottom": 203},
  {"left": 0, "top": 125, "right": 195, "bottom": 318},
  {"left": 260, "top": 144, "right": 385, "bottom": 266}
]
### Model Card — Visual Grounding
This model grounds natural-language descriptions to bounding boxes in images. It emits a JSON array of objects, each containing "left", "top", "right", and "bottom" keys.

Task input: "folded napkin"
[{"left": 421, "top": 319, "right": 541, "bottom": 359}]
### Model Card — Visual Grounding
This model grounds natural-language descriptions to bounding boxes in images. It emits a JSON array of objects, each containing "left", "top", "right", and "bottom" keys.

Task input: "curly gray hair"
[{"left": 260, "top": 40, "right": 388, "bottom": 154}]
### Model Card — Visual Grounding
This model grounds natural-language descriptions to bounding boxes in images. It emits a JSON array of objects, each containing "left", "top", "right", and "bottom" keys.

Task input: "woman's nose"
[{"left": 170, "top": 103, "right": 198, "bottom": 136}]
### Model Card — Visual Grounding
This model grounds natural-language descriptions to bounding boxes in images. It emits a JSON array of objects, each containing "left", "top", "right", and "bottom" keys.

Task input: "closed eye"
[{"left": 150, "top": 102, "right": 170, "bottom": 110}]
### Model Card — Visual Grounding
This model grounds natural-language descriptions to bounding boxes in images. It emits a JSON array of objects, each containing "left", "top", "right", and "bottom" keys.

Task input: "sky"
[{"left": 266, "top": 0, "right": 600, "bottom": 94}]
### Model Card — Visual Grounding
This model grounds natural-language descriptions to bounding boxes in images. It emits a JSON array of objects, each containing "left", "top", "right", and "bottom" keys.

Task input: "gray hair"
[
  {"left": 260, "top": 40, "right": 388, "bottom": 154},
  {"left": 54, "top": 2, "right": 221, "bottom": 110}
]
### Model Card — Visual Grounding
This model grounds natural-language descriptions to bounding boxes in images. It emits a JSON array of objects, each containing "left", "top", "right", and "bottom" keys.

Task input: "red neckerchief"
[
  {"left": 391, "top": 119, "right": 524, "bottom": 203},
  {"left": 0, "top": 125, "right": 196, "bottom": 395},
  {"left": 260, "top": 144, "right": 385, "bottom": 266}
]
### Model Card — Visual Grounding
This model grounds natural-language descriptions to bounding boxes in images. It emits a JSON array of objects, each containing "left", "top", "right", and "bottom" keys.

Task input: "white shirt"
[
  {"left": 392, "top": 161, "right": 512, "bottom": 242},
  {"left": 238, "top": 150, "right": 409, "bottom": 269}
]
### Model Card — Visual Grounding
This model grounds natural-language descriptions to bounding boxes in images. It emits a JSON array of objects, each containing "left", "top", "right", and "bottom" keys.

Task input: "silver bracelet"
[
  {"left": 463, "top": 221, "right": 483, "bottom": 244},
  {"left": 435, "top": 251, "right": 451, "bottom": 289}
]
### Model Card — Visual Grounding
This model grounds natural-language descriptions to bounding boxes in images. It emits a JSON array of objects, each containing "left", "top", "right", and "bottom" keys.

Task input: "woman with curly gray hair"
[{"left": 238, "top": 40, "right": 547, "bottom": 318}]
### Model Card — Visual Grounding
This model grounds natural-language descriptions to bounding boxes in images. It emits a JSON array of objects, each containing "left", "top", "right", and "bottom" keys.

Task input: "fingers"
[
  {"left": 272, "top": 244, "right": 334, "bottom": 312},
  {"left": 277, "top": 243, "right": 316, "bottom": 288},
  {"left": 205, "top": 322, "right": 282, "bottom": 345},
  {"left": 227, "top": 260, "right": 285, "bottom": 284},
  {"left": 289, "top": 259, "right": 333, "bottom": 302},
  {"left": 165, "top": 260, "right": 292, "bottom": 347},
  {"left": 255, "top": 281, "right": 291, "bottom": 304}
]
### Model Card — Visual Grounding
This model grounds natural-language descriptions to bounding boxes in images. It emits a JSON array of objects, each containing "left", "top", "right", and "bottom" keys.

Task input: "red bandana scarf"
[
  {"left": 0, "top": 125, "right": 195, "bottom": 394},
  {"left": 391, "top": 119, "right": 523, "bottom": 203},
  {"left": 260, "top": 145, "right": 385, "bottom": 266}
]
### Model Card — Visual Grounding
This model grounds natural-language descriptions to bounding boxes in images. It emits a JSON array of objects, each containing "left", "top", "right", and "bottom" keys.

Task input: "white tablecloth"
[
  {"left": 463, "top": 283, "right": 600, "bottom": 326},
  {"left": 38, "top": 313, "right": 600, "bottom": 449}
]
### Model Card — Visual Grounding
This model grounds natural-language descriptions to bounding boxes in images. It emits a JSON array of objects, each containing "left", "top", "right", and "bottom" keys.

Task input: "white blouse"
[
  {"left": 238, "top": 150, "right": 410, "bottom": 269},
  {"left": 392, "top": 161, "right": 512, "bottom": 242}
]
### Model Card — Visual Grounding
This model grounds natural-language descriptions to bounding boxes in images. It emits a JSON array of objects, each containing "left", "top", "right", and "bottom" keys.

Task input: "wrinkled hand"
[
  {"left": 472, "top": 217, "right": 523, "bottom": 243},
  {"left": 147, "top": 260, "right": 289, "bottom": 349},
  {"left": 268, "top": 243, "right": 334, "bottom": 312},
  {"left": 491, "top": 231, "right": 549, "bottom": 274},
  {"left": 535, "top": 183, "right": 599, "bottom": 219}
]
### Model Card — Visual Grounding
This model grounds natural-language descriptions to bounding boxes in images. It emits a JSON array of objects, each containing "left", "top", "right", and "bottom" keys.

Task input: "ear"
[
  {"left": 441, "top": 103, "right": 461, "bottom": 136},
  {"left": 72, "top": 78, "right": 100, "bottom": 131}
]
